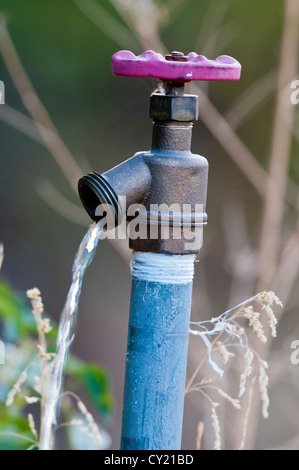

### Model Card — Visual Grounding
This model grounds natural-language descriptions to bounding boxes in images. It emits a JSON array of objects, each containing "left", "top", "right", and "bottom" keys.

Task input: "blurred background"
[{"left": 0, "top": 0, "right": 299, "bottom": 450}]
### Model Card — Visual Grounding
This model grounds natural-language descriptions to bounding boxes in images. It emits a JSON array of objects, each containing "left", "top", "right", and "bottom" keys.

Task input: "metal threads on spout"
[{"left": 78, "top": 172, "right": 119, "bottom": 224}]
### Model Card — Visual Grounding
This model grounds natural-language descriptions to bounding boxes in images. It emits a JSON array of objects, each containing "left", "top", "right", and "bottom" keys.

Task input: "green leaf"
[
  {"left": 67, "top": 358, "right": 114, "bottom": 419},
  {"left": 0, "top": 406, "right": 36, "bottom": 450},
  {"left": 0, "top": 279, "right": 37, "bottom": 342},
  {"left": 0, "top": 278, "right": 57, "bottom": 345}
]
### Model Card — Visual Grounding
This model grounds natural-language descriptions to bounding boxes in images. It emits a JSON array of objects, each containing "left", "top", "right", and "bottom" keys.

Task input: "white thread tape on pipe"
[{"left": 131, "top": 251, "right": 195, "bottom": 284}]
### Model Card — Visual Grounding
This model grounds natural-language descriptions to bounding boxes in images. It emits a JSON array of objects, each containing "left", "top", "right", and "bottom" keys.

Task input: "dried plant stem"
[
  {"left": 192, "top": 86, "right": 271, "bottom": 198},
  {"left": 273, "top": 220, "right": 299, "bottom": 304},
  {"left": 238, "top": 377, "right": 256, "bottom": 450},
  {"left": 224, "top": 68, "right": 277, "bottom": 130},
  {"left": 238, "top": 0, "right": 299, "bottom": 450},
  {"left": 0, "top": 103, "right": 45, "bottom": 144},
  {"left": 186, "top": 293, "right": 262, "bottom": 394},
  {"left": 110, "top": 0, "right": 167, "bottom": 54},
  {"left": 26, "top": 288, "right": 54, "bottom": 444},
  {"left": 257, "top": 0, "right": 299, "bottom": 291},
  {"left": 28, "top": 413, "right": 38, "bottom": 439},
  {"left": 185, "top": 329, "right": 223, "bottom": 394},
  {"left": 74, "top": 0, "right": 137, "bottom": 50},
  {"left": 0, "top": 19, "right": 132, "bottom": 265},
  {"left": 196, "top": 421, "right": 204, "bottom": 450},
  {"left": 0, "top": 14, "right": 82, "bottom": 190}
]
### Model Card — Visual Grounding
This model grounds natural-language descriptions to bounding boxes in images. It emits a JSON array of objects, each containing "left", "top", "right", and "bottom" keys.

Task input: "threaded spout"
[{"left": 78, "top": 172, "right": 119, "bottom": 224}]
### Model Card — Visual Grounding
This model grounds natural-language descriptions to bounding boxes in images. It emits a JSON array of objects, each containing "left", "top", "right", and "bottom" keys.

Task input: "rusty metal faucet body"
[
  {"left": 78, "top": 50, "right": 241, "bottom": 254},
  {"left": 78, "top": 50, "right": 241, "bottom": 450}
]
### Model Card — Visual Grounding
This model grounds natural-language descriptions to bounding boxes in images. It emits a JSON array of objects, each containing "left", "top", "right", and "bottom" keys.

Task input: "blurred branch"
[
  {"left": 36, "top": 180, "right": 89, "bottom": 227},
  {"left": 163, "top": 0, "right": 192, "bottom": 25},
  {"left": 0, "top": 13, "right": 131, "bottom": 265},
  {"left": 257, "top": 0, "right": 299, "bottom": 291},
  {"left": 222, "top": 200, "right": 257, "bottom": 306},
  {"left": 73, "top": 0, "right": 137, "bottom": 50},
  {"left": 195, "top": 0, "right": 229, "bottom": 53},
  {"left": 237, "top": 0, "right": 299, "bottom": 450},
  {"left": 273, "top": 219, "right": 299, "bottom": 304},
  {"left": 281, "top": 74, "right": 299, "bottom": 142},
  {"left": 267, "top": 434, "right": 299, "bottom": 451},
  {"left": 0, "top": 103, "right": 43, "bottom": 141},
  {"left": 0, "top": 14, "right": 82, "bottom": 191},
  {"left": 202, "top": 22, "right": 238, "bottom": 61},
  {"left": 109, "top": 0, "right": 167, "bottom": 53},
  {"left": 0, "top": 104, "right": 89, "bottom": 178},
  {"left": 191, "top": 86, "right": 268, "bottom": 197},
  {"left": 195, "top": 1, "right": 237, "bottom": 95},
  {"left": 195, "top": 0, "right": 236, "bottom": 69},
  {"left": 224, "top": 68, "right": 277, "bottom": 130}
]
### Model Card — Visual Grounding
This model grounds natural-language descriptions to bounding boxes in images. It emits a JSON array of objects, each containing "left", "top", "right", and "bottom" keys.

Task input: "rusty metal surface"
[
  {"left": 78, "top": 120, "right": 208, "bottom": 254},
  {"left": 151, "top": 121, "right": 193, "bottom": 151}
]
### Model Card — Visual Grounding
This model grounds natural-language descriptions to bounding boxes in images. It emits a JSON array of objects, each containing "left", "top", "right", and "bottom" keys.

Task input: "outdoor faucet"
[{"left": 78, "top": 50, "right": 241, "bottom": 450}]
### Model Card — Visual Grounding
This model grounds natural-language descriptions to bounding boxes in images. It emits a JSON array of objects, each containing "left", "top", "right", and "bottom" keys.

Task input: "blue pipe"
[{"left": 121, "top": 252, "right": 195, "bottom": 450}]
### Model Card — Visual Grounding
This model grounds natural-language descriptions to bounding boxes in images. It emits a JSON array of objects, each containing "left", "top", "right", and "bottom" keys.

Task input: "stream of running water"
[{"left": 39, "top": 220, "right": 103, "bottom": 450}]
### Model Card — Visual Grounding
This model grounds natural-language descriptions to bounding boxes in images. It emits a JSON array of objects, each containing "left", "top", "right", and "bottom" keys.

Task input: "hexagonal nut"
[{"left": 150, "top": 93, "right": 198, "bottom": 122}]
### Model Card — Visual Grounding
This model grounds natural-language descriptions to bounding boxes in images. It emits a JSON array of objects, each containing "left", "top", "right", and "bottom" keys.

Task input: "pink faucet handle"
[{"left": 111, "top": 50, "right": 241, "bottom": 82}]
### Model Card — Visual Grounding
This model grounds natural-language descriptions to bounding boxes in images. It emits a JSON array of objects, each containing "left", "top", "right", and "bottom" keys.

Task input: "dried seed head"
[
  {"left": 26, "top": 288, "right": 44, "bottom": 316},
  {"left": 6, "top": 369, "right": 28, "bottom": 406},
  {"left": 217, "top": 342, "right": 235, "bottom": 364},
  {"left": 259, "top": 362, "right": 270, "bottom": 419},
  {"left": 217, "top": 388, "right": 241, "bottom": 410},
  {"left": 211, "top": 403, "right": 221, "bottom": 451},
  {"left": 37, "top": 345, "right": 55, "bottom": 361},
  {"left": 25, "top": 396, "right": 40, "bottom": 404},
  {"left": 28, "top": 413, "right": 38, "bottom": 439},
  {"left": 243, "top": 307, "right": 267, "bottom": 343},
  {"left": 239, "top": 349, "right": 254, "bottom": 398}
]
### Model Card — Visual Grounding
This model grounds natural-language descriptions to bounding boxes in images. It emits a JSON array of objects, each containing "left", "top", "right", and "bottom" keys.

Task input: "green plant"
[{"left": 0, "top": 274, "right": 114, "bottom": 450}]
